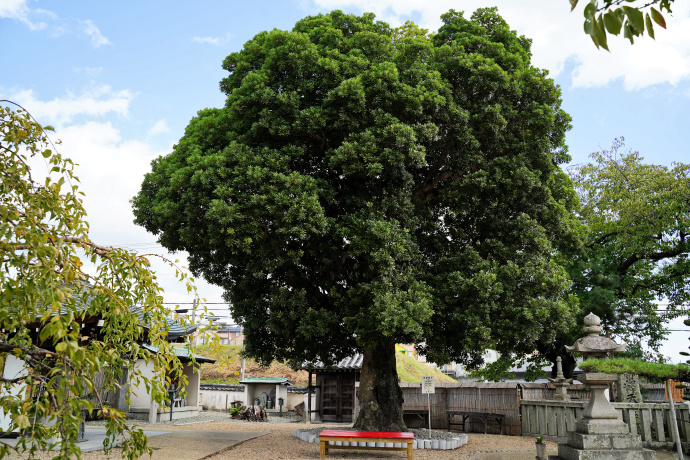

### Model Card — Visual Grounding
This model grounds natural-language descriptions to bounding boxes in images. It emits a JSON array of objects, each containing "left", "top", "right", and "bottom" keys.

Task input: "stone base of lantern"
[{"left": 548, "top": 420, "right": 655, "bottom": 460}]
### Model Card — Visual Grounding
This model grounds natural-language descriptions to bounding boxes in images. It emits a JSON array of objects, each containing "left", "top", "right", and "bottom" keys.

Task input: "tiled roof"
[
  {"left": 141, "top": 344, "right": 216, "bottom": 364},
  {"left": 296, "top": 353, "right": 363, "bottom": 371},
  {"left": 200, "top": 383, "right": 245, "bottom": 391},
  {"left": 239, "top": 377, "right": 293, "bottom": 385}
]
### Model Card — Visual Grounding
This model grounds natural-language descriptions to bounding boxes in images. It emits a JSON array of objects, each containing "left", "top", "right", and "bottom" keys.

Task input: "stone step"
[
  {"left": 566, "top": 432, "right": 643, "bottom": 450},
  {"left": 553, "top": 444, "right": 656, "bottom": 460}
]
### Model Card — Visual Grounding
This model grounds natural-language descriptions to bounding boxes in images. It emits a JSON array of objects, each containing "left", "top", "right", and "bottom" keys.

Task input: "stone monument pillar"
[
  {"left": 548, "top": 312, "right": 655, "bottom": 460},
  {"left": 616, "top": 373, "right": 643, "bottom": 403},
  {"left": 549, "top": 357, "right": 572, "bottom": 401}
]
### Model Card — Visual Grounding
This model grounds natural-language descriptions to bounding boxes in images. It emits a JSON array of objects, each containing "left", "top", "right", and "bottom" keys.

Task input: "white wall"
[
  {"left": 182, "top": 364, "right": 200, "bottom": 407},
  {"left": 304, "top": 389, "right": 320, "bottom": 422},
  {"left": 0, "top": 355, "right": 29, "bottom": 433},
  {"left": 198, "top": 390, "right": 245, "bottom": 410},
  {"left": 128, "top": 359, "right": 156, "bottom": 410}
]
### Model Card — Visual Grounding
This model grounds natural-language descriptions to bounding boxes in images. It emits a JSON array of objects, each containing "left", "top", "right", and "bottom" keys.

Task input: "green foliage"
[
  {"left": 133, "top": 9, "right": 578, "bottom": 378},
  {"left": 580, "top": 357, "right": 690, "bottom": 381},
  {"left": 229, "top": 406, "right": 243, "bottom": 417},
  {"left": 0, "top": 103, "right": 195, "bottom": 459},
  {"left": 568, "top": 139, "right": 690, "bottom": 357},
  {"left": 570, "top": 0, "right": 672, "bottom": 49}
]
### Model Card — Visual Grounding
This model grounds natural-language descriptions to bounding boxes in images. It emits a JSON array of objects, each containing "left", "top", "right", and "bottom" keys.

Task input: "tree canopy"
[
  {"left": 0, "top": 103, "right": 193, "bottom": 459},
  {"left": 133, "top": 8, "right": 580, "bottom": 429},
  {"left": 569, "top": 0, "right": 672, "bottom": 49},
  {"left": 568, "top": 139, "right": 690, "bottom": 355}
]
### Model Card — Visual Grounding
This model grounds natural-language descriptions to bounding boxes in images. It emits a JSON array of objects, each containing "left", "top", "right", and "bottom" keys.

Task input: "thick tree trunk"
[{"left": 353, "top": 340, "right": 407, "bottom": 431}]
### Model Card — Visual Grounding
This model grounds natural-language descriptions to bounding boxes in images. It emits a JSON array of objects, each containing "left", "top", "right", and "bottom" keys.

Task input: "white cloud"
[
  {"left": 4, "top": 85, "right": 134, "bottom": 125},
  {"left": 192, "top": 32, "right": 232, "bottom": 46},
  {"left": 1, "top": 2, "right": 112, "bottom": 47},
  {"left": 148, "top": 119, "right": 170, "bottom": 136},
  {"left": 51, "top": 120, "right": 225, "bottom": 303},
  {"left": 0, "top": 0, "right": 46, "bottom": 30},
  {"left": 74, "top": 66, "right": 105, "bottom": 77},
  {"left": 308, "top": 0, "right": 690, "bottom": 90},
  {"left": 81, "top": 19, "right": 111, "bottom": 48}
]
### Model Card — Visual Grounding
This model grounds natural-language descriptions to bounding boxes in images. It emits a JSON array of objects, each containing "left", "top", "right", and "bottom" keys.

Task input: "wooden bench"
[
  {"left": 318, "top": 429, "right": 414, "bottom": 459},
  {"left": 446, "top": 410, "right": 505, "bottom": 434}
]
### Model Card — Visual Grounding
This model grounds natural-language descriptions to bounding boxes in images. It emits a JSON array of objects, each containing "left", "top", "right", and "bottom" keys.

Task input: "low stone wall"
[{"left": 199, "top": 384, "right": 245, "bottom": 411}]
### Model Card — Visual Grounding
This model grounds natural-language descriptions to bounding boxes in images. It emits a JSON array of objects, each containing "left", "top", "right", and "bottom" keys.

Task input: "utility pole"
[
  {"left": 240, "top": 342, "right": 246, "bottom": 381},
  {"left": 191, "top": 298, "right": 198, "bottom": 345}
]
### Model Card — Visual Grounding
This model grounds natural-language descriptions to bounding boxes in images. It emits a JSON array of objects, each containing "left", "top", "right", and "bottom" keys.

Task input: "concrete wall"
[
  {"left": 199, "top": 388, "right": 245, "bottom": 411},
  {"left": 198, "top": 385, "right": 303, "bottom": 411}
]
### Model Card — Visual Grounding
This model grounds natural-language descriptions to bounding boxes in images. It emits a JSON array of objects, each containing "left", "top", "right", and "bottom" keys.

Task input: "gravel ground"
[
  {"left": 196, "top": 422, "right": 550, "bottom": 460},
  {"left": 6, "top": 414, "right": 679, "bottom": 459},
  {"left": 84, "top": 410, "right": 304, "bottom": 427},
  {"left": 85, "top": 420, "right": 552, "bottom": 459},
  {"left": 5, "top": 418, "right": 557, "bottom": 459}
]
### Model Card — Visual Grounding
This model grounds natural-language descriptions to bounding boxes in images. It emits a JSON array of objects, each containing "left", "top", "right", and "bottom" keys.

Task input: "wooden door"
[
  {"left": 339, "top": 374, "right": 354, "bottom": 421},
  {"left": 321, "top": 374, "right": 355, "bottom": 422}
]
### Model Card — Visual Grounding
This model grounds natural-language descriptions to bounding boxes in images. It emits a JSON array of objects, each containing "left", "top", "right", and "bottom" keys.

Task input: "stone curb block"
[{"left": 292, "top": 429, "right": 468, "bottom": 450}]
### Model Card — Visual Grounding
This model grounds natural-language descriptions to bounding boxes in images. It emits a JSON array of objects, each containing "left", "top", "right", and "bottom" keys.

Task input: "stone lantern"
[
  {"left": 549, "top": 312, "right": 655, "bottom": 460},
  {"left": 548, "top": 357, "right": 572, "bottom": 401}
]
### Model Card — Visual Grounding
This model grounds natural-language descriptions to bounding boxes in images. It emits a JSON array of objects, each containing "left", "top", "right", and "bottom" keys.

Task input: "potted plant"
[{"left": 535, "top": 436, "right": 546, "bottom": 459}]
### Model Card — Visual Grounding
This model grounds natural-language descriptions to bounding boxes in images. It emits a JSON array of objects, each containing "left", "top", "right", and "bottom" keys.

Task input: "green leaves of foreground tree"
[
  {"left": 569, "top": 139, "right": 690, "bottom": 358},
  {"left": 133, "top": 9, "right": 580, "bottom": 430},
  {"left": 0, "top": 104, "right": 192, "bottom": 459},
  {"left": 570, "top": 0, "right": 671, "bottom": 49}
]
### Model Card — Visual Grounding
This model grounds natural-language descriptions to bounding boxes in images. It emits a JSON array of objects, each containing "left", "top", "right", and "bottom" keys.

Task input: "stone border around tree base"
[{"left": 292, "top": 429, "right": 468, "bottom": 450}]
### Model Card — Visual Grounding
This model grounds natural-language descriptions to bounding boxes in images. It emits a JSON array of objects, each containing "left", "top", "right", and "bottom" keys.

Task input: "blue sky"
[{"left": 2, "top": 0, "right": 688, "bottom": 363}]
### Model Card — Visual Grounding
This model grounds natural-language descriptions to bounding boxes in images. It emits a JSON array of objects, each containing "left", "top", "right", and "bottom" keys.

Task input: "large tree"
[
  {"left": 0, "top": 103, "right": 194, "bottom": 459},
  {"left": 133, "top": 9, "right": 579, "bottom": 430},
  {"left": 569, "top": 139, "right": 690, "bottom": 354},
  {"left": 479, "top": 140, "right": 690, "bottom": 380}
]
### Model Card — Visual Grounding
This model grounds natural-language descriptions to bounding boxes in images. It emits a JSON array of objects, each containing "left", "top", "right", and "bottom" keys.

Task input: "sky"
[{"left": 1, "top": 0, "right": 688, "bottom": 363}]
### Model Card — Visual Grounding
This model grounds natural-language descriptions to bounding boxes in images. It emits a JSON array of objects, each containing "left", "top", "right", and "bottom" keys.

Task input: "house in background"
[
  {"left": 238, "top": 376, "right": 292, "bottom": 409},
  {"left": 1, "top": 302, "right": 215, "bottom": 430},
  {"left": 396, "top": 344, "right": 417, "bottom": 359},
  {"left": 125, "top": 345, "right": 215, "bottom": 422},
  {"left": 194, "top": 324, "right": 243, "bottom": 345},
  {"left": 229, "top": 332, "right": 244, "bottom": 346}
]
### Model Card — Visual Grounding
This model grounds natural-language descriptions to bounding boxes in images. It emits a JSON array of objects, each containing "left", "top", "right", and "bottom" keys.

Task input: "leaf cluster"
[{"left": 570, "top": 0, "right": 671, "bottom": 49}]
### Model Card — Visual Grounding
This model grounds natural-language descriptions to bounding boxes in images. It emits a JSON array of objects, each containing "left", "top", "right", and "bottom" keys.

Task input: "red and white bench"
[{"left": 318, "top": 430, "right": 414, "bottom": 459}]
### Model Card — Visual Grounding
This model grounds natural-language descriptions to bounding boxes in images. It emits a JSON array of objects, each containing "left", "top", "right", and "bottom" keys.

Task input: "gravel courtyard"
[
  {"left": 4, "top": 412, "right": 678, "bottom": 459},
  {"left": 79, "top": 412, "right": 558, "bottom": 459}
]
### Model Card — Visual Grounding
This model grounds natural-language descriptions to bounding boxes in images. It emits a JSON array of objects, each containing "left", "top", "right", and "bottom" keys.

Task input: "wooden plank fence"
[
  {"left": 354, "top": 382, "right": 524, "bottom": 435},
  {"left": 353, "top": 380, "right": 688, "bottom": 443},
  {"left": 521, "top": 399, "right": 690, "bottom": 451}
]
